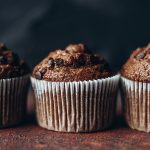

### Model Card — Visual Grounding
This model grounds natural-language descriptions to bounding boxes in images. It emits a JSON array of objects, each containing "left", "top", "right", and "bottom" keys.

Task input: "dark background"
[{"left": 0, "top": 0, "right": 150, "bottom": 71}]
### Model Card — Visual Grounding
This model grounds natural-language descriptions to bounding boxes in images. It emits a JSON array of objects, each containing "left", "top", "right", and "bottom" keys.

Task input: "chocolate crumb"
[
  {"left": 136, "top": 52, "right": 145, "bottom": 60},
  {"left": 39, "top": 68, "right": 46, "bottom": 74},
  {"left": 35, "top": 71, "right": 42, "bottom": 80},
  {"left": 65, "top": 43, "right": 86, "bottom": 53},
  {"left": 48, "top": 58, "right": 54, "bottom": 67},
  {"left": 54, "top": 58, "right": 64, "bottom": 67},
  {"left": 72, "top": 55, "right": 85, "bottom": 67}
]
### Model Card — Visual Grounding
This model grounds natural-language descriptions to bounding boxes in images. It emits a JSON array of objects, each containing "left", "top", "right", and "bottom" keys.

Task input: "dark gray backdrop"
[{"left": 0, "top": 0, "right": 150, "bottom": 71}]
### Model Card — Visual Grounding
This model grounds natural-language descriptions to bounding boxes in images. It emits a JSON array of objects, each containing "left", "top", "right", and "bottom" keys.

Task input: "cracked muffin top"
[
  {"left": 0, "top": 43, "right": 30, "bottom": 79},
  {"left": 32, "top": 43, "right": 112, "bottom": 82},
  {"left": 121, "top": 43, "right": 150, "bottom": 82}
]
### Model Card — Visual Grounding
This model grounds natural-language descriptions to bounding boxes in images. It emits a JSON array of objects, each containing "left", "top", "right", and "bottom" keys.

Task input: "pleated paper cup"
[
  {"left": 0, "top": 74, "right": 30, "bottom": 128},
  {"left": 31, "top": 75, "right": 120, "bottom": 132},
  {"left": 121, "top": 76, "right": 150, "bottom": 132}
]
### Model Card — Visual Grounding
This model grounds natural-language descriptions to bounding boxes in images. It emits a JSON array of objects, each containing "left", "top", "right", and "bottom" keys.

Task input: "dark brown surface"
[
  {"left": 0, "top": 115, "right": 150, "bottom": 150},
  {"left": 0, "top": 92, "right": 150, "bottom": 150}
]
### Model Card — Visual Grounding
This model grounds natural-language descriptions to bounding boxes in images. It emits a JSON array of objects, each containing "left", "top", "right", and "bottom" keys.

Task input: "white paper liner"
[
  {"left": 31, "top": 75, "right": 120, "bottom": 132},
  {"left": 121, "top": 76, "right": 150, "bottom": 132},
  {"left": 0, "top": 74, "right": 30, "bottom": 127}
]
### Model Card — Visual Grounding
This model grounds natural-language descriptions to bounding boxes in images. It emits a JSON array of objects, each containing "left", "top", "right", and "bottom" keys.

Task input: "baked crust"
[
  {"left": 121, "top": 43, "right": 150, "bottom": 82},
  {"left": 0, "top": 43, "right": 30, "bottom": 78},
  {"left": 32, "top": 43, "right": 112, "bottom": 81}
]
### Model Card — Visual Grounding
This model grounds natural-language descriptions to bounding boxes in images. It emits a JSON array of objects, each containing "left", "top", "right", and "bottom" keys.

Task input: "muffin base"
[
  {"left": 0, "top": 74, "right": 30, "bottom": 128},
  {"left": 121, "top": 76, "right": 150, "bottom": 132},
  {"left": 31, "top": 75, "right": 120, "bottom": 132}
]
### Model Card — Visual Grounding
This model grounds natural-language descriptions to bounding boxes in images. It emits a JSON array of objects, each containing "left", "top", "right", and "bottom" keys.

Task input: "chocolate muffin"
[
  {"left": 121, "top": 43, "right": 150, "bottom": 82},
  {"left": 32, "top": 43, "right": 111, "bottom": 81},
  {"left": 0, "top": 43, "right": 30, "bottom": 127},
  {"left": 0, "top": 43, "right": 30, "bottom": 78},
  {"left": 121, "top": 43, "right": 150, "bottom": 132},
  {"left": 31, "top": 43, "right": 119, "bottom": 132}
]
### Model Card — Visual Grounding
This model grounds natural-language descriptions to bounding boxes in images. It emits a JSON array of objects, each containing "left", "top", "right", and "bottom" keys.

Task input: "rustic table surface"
[{"left": 0, "top": 91, "right": 150, "bottom": 150}]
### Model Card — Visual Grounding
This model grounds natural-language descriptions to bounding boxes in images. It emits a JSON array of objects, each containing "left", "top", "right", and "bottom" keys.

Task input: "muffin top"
[
  {"left": 32, "top": 43, "right": 112, "bottom": 82},
  {"left": 0, "top": 43, "right": 30, "bottom": 79},
  {"left": 121, "top": 43, "right": 150, "bottom": 82}
]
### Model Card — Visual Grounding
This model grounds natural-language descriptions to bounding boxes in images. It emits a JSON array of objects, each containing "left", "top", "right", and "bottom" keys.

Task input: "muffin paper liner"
[
  {"left": 121, "top": 77, "right": 150, "bottom": 132},
  {"left": 31, "top": 75, "right": 120, "bottom": 132},
  {"left": 0, "top": 74, "right": 30, "bottom": 127}
]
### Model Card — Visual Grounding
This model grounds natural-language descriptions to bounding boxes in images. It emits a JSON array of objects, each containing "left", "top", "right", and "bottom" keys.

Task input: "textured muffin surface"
[
  {"left": 0, "top": 43, "right": 30, "bottom": 78},
  {"left": 32, "top": 43, "right": 112, "bottom": 82},
  {"left": 121, "top": 43, "right": 150, "bottom": 82}
]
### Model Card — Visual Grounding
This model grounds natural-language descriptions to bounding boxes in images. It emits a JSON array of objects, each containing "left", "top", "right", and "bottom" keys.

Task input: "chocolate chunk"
[
  {"left": 85, "top": 55, "right": 92, "bottom": 65},
  {"left": 39, "top": 68, "right": 46, "bottom": 74},
  {"left": 48, "top": 58, "right": 54, "bottom": 67},
  {"left": 136, "top": 52, "right": 145, "bottom": 60},
  {"left": 54, "top": 58, "right": 64, "bottom": 67},
  {"left": 65, "top": 44, "right": 86, "bottom": 53},
  {"left": 0, "top": 43, "right": 7, "bottom": 51},
  {"left": 35, "top": 71, "right": 42, "bottom": 80},
  {"left": 73, "top": 61, "right": 82, "bottom": 67},
  {"left": 73, "top": 55, "right": 85, "bottom": 67}
]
